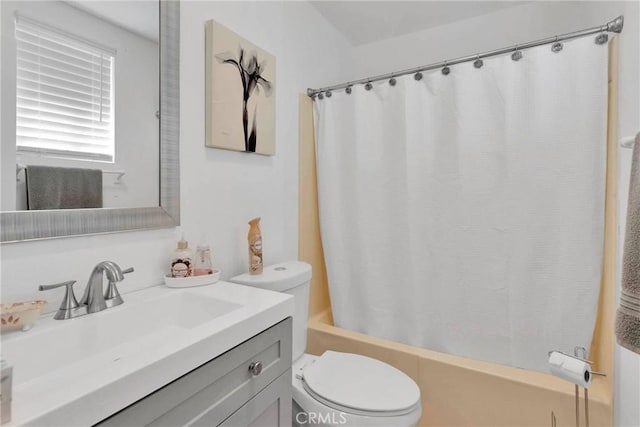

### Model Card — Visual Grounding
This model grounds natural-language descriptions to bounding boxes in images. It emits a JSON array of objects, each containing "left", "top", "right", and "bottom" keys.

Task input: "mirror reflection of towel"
[{"left": 25, "top": 165, "right": 103, "bottom": 210}]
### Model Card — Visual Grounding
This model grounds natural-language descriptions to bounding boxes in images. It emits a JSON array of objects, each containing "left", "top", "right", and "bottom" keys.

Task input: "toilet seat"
[{"left": 300, "top": 351, "right": 421, "bottom": 417}]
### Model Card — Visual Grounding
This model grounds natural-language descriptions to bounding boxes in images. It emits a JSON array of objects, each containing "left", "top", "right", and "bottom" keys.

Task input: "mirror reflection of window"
[
  {"left": 1, "top": 1, "right": 160, "bottom": 212},
  {"left": 16, "top": 16, "right": 116, "bottom": 163}
]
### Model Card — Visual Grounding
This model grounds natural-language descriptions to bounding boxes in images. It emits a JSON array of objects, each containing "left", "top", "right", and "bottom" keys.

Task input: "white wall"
[
  {"left": 0, "top": 0, "right": 354, "bottom": 326},
  {"left": 178, "top": 0, "right": 354, "bottom": 278},
  {"left": 350, "top": 2, "right": 640, "bottom": 426},
  {"left": 1, "top": 1, "right": 159, "bottom": 210}
]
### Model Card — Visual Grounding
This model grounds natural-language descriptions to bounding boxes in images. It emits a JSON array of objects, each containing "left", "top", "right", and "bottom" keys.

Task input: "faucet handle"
[
  {"left": 39, "top": 280, "right": 76, "bottom": 292},
  {"left": 104, "top": 267, "right": 134, "bottom": 308},
  {"left": 39, "top": 280, "right": 81, "bottom": 320}
]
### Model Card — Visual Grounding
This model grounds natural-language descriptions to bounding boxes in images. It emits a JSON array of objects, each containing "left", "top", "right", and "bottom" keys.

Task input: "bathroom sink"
[
  {"left": 1, "top": 282, "right": 293, "bottom": 426},
  {"left": 3, "top": 291, "right": 240, "bottom": 385}
]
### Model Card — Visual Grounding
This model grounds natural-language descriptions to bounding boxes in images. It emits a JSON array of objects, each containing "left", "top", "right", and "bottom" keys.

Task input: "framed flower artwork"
[{"left": 205, "top": 20, "right": 276, "bottom": 155}]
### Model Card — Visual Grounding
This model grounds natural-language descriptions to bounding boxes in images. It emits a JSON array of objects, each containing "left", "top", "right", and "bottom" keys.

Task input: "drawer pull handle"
[{"left": 249, "top": 361, "right": 263, "bottom": 376}]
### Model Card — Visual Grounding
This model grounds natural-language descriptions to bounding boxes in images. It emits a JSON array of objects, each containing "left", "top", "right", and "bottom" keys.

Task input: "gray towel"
[
  {"left": 616, "top": 133, "right": 640, "bottom": 354},
  {"left": 25, "top": 165, "right": 103, "bottom": 210}
]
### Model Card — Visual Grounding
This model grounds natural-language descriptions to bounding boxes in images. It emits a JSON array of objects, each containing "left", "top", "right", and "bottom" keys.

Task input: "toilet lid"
[{"left": 301, "top": 351, "right": 420, "bottom": 416}]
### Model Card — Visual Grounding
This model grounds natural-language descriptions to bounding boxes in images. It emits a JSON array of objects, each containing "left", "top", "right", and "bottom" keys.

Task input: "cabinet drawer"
[{"left": 97, "top": 317, "right": 292, "bottom": 427}]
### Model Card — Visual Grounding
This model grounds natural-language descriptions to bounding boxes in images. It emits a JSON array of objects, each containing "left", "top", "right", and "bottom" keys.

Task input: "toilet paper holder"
[
  {"left": 548, "top": 347, "right": 606, "bottom": 427},
  {"left": 546, "top": 349, "right": 606, "bottom": 377}
]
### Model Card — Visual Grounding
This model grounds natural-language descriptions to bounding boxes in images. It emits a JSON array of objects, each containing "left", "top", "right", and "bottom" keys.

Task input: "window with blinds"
[{"left": 15, "top": 16, "right": 115, "bottom": 162}]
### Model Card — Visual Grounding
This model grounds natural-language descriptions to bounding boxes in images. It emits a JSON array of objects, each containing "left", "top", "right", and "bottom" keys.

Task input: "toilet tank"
[{"left": 230, "top": 261, "right": 312, "bottom": 361}]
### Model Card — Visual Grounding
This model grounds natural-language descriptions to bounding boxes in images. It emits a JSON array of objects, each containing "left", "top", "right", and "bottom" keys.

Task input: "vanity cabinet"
[{"left": 97, "top": 318, "right": 292, "bottom": 427}]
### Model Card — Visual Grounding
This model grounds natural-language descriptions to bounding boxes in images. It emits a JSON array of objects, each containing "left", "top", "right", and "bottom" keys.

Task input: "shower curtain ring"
[
  {"left": 414, "top": 71, "right": 423, "bottom": 81},
  {"left": 365, "top": 81, "right": 373, "bottom": 91},
  {"left": 345, "top": 84, "right": 352, "bottom": 94},
  {"left": 511, "top": 45, "right": 523, "bottom": 61},
  {"left": 389, "top": 75, "right": 397, "bottom": 86},
  {"left": 473, "top": 55, "right": 483, "bottom": 69},
  {"left": 551, "top": 36, "right": 563, "bottom": 53},
  {"left": 442, "top": 61, "right": 450, "bottom": 75},
  {"left": 595, "top": 29, "right": 609, "bottom": 45},
  {"left": 551, "top": 41, "right": 563, "bottom": 52}
]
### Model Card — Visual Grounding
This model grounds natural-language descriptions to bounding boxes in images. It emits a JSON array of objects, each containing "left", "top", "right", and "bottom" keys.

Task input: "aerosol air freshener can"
[{"left": 248, "top": 217, "right": 263, "bottom": 275}]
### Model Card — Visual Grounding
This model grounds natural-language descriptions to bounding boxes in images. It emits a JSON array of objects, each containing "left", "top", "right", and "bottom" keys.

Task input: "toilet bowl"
[
  {"left": 292, "top": 353, "right": 421, "bottom": 427},
  {"left": 231, "top": 261, "right": 422, "bottom": 427}
]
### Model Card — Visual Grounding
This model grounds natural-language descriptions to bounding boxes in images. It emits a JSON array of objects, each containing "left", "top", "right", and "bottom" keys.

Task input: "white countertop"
[{"left": 1, "top": 281, "right": 293, "bottom": 426}]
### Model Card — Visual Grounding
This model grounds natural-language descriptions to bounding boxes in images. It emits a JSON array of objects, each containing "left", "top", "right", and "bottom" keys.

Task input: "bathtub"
[{"left": 306, "top": 309, "right": 613, "bottom": 427}]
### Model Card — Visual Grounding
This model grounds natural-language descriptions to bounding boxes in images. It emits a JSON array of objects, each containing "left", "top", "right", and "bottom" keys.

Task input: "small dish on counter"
[
  {"left": 164, "top": 269, "right": 221, "bottom": 288},
  {"left": 1, "top": 300, "right": 47, "bottom": 332}
]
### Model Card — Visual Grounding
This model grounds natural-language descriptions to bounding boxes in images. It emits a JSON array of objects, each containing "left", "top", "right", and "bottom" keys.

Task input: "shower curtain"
[{"left": 314, "top": 36, "right": 609, "bottom": 372}]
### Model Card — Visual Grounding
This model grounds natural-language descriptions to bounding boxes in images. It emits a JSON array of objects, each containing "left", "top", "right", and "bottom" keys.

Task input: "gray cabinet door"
[
  {"left": 218, "top": 371, "right": 292, "bottom": 427},
  {"left": 97, "top": 318, "right": 292, "bottom": 427}
]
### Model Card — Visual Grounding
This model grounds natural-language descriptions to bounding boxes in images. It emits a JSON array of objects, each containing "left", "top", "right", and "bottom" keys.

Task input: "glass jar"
[{"left": 194, "top": 244, "right": 213, "bottom": 276}]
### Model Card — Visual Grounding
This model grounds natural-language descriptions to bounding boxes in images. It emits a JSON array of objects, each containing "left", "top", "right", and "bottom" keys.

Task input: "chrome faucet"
[
  {"left": 80, "top": 261, "right": 124, "bottom": 313},
  {"left": 39, "top": 261, "right": 134, "bottom": 320}
]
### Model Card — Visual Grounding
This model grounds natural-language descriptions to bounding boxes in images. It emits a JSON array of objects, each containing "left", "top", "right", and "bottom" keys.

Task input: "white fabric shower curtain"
[{"left": 314, "top": 36, "right": 609, "bottom": 372}]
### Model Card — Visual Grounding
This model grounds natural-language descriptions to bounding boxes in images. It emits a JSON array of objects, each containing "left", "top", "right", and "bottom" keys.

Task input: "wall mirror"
[{"left": 0, "top": 0, "right": 179, "bottom": 242}]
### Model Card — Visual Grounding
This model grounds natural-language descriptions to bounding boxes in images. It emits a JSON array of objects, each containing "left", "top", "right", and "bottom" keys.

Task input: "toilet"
[{"left": 231, "top": 261, "right": 422, "bottom": 427}]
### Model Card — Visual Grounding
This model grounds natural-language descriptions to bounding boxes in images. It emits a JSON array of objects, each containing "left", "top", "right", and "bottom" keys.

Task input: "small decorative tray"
[
  {"left": 164, "top": 269, "right": 221, "bottom": 288},
  {"left": 1, "top": 300, "right": 47, "bottom": 332}
]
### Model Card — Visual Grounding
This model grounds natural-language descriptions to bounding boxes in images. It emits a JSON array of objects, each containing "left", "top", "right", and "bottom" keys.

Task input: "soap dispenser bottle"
[
  {"left": 248, "top": 217, "right": 263, "bottom": 275},
  {"left": 171, "top": 235, "right": 194, "bottom": 278}
]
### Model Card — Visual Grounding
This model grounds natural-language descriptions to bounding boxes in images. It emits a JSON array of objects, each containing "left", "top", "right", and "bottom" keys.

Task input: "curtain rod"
[{"left": 307, "top": 15, "right": 624, "bottom": 98}]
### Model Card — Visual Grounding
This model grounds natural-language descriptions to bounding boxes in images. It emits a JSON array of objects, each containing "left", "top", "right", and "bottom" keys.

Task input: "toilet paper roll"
[{"left": 548, "top": 351, "right": 592, "bottom": 388}]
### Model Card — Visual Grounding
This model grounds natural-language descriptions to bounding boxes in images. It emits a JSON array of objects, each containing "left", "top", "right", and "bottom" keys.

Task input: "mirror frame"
[{"left": 1, "top": 1, "right": 180, "bottom": 243}]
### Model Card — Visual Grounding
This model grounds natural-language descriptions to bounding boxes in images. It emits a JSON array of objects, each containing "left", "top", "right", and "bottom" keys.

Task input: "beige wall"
[
  {"left": 298, "top": 94, "right": 332, "bottom": 321},
  {"left": 298, "top": 38, "right": 619, "bottom": 426}
]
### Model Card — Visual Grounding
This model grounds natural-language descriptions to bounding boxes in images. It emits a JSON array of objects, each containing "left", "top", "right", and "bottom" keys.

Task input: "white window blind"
[{"left": 15, "top": 16, "right": 116, "bottom": 162}]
